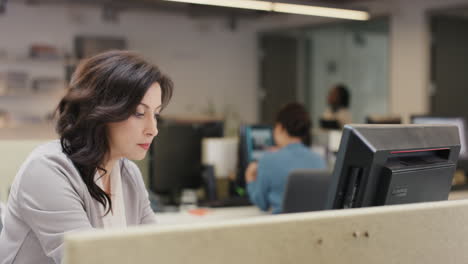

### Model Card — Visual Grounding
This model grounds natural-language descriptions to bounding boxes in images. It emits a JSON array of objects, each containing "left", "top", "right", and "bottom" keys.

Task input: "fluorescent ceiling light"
[
  {"left": 164, "top": 0, "right": 272, "bottom": 11},
  {"left": 273, "top": 3, "right": 369, "bottom": 21},
  {"left": 164, "top": 0, "right": 369, "bottom": 21}
]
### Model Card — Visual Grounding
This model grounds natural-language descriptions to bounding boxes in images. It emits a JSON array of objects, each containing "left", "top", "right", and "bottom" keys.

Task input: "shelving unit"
[
  {"left": 0, "top": 55, "right": 67, "bottom": 96},
  {"left": 0, "top": 54, "right": 69, "bottom": 126}
]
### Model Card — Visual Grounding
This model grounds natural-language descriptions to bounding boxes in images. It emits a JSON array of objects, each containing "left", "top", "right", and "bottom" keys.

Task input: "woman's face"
[
  {"left": 327, "top": 87, "right": 339, "bottom": 106},
  {"left": 107, "top": 82, "right": 162, "bottom": 161}
]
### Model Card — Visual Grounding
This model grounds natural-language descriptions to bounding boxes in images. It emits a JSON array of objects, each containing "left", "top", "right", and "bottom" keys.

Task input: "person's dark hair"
[
  {"left": 335, "top": 83, "right": 350, "bottom": 108},
  {"left": 275, "top": 102, "right": 312, "bottom": 146},
  {"left": 55, "top": 50, "right": 173, "bottom": 214}
]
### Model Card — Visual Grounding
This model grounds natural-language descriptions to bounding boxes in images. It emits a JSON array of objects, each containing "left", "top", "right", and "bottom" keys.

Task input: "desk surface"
[
  {"left": 449, "top": 189, "right": 468, "bottom": 200},
  {"left": 156, "top": 190, "right": 468, "bottom": 226},
  {"left": 155, "top": 206, "right": 267, "bottom": 225}
]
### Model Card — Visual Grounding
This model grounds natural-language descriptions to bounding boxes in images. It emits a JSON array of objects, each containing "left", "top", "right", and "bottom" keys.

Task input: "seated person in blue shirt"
[{"left": 245, "top": 103, "right": 327, "bottom": 214}]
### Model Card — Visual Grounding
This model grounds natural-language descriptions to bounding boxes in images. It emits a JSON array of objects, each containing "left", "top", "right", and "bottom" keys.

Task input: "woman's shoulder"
[
  {"left": 22, "top": 140, "right": 73, "bottom": 169},
  {"left": 19, "top": 140, "right": 82, "bottom": 178},
  {"left": 284, "top": 143, "right": 325, "bottom": 162},
  {"left": 258, "top": 148, "right": 287, "bottom": 164},
  {"left": 13, "top": 140, "right": 85, "bottom": 200}
]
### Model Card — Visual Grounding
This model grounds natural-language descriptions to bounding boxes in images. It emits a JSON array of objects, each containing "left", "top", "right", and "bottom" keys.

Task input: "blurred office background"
[{"left": 1, "top": 0, "right": 468, "bottom": 208}]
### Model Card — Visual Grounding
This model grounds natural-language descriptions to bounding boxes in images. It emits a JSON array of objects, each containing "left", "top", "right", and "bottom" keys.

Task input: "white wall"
[
  {"left": 253, "top": 0, "right": 468, "bottom": 123},
  {"left": 2, "top": 0, "right": 468, "bottom": 125},
  {"left": 0, "top": 2, "right": 260, "bottom": 123},
  {"left": 387, "top": 0, "right": 468, "bottom": 121},
  {"left": 307, "top": 24, "right": 389, "bottom": 124}
]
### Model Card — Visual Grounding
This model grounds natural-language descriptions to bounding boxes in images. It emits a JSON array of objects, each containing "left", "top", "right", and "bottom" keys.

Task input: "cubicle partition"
[
  {"left": 0, "top": 124, "right": 57, "bottom": 202},
  {"left": 0, "top": 139, "right": 51, "bottom": 202},
  {"left": 64, "top": 199, "right": 468, "bottom": 264}
]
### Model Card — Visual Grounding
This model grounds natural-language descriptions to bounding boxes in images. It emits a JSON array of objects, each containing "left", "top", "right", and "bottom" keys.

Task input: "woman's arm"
[{"left": 17, "top": 157, "right": 94, "bottom": 263}]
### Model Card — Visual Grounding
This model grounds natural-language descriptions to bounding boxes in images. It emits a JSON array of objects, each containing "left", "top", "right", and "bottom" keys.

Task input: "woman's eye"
[
  {"left": 154, "top": 114, "right": 160, "bottom": 120},
  {"left": 135, "top": 112, "right": 145, "bottom": 118}
]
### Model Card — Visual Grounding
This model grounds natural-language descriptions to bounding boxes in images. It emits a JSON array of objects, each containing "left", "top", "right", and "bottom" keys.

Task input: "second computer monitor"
[
  {"left": 326, "top": 124, "right": 461, "bottom": 210},
  {"left": 150, "top": 119, "right": 224, "bottom": 203},
  {"left": 245, "top": 125, "right": 275, "bottom": 162},
  {"left": 236, "top": 125, "right": 275, "bottom": 188}
]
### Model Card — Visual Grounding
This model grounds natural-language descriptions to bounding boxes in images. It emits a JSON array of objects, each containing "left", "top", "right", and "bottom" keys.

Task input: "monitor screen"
[
  {"left": 235, "top": 125, "right": 275, "bottom": 189},
  {"left": 326, "top": 124, "right": 461, "bottom": 210},
  {"left": 412, "top": 116, "right": 467, "bottom": 159},
  {"left": 245, "top": 126, "right": 275, "bottom": 162}
]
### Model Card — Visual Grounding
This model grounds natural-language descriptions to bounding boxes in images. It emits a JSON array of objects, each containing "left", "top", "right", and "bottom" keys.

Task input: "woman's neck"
[
  {"left": 101, "top": 157, "right": 118, "bottom": 195},
  {"left": 331, "top": 105, "right": 341, "bottom": 113},
  {"left": 104, "top": 159, "right": 118, "bottom": 176}
]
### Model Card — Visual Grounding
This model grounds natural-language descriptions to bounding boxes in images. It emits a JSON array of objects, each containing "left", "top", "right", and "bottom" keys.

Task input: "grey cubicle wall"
[{"left": 65, "top": 199, "right": 468, "bottom": 264}]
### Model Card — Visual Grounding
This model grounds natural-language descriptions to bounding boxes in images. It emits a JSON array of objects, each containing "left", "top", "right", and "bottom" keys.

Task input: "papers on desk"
[
  {"left": 202, "top": 138, "right": 238, "bottom": 178},
  {"left": 188, "top": 208, "right": 211, "bottom": 216}
]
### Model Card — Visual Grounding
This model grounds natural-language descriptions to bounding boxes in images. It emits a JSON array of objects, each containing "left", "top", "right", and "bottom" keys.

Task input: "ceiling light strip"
[
  {"left": 272, "top": 2, "right": 369, "bottom": 21},
  {"left": 164, "top": 0, "right": 272, "bottom": 11},
  {"left": 164, "top": 0, "right": 369, "bottom": 21}
]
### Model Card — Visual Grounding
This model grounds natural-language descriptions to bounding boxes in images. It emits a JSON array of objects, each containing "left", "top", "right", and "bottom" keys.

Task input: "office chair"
[{"left": 282, "top": 170, "right": 331, "bottom": 213}]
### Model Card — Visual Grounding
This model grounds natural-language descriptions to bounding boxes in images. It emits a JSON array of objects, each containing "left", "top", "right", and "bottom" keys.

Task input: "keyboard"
[{"left": 200, "top": 196, "right": 252, "bottom": 208}]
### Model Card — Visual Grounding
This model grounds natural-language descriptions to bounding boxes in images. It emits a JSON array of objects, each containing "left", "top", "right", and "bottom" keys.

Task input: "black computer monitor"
[
  {"left": 149, "top": 118, "right": 223, "bottom": 204},
  {"left": 235, "top": 125, "right": 275, "bottom": 189},
  {"left": 326, "top": 124, "right": 460, "bottom": 210}
]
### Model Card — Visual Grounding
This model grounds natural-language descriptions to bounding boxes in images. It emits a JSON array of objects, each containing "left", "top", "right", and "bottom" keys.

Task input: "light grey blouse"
[{"left": 0, "top": 140, "right": 157, "bottom": 264}]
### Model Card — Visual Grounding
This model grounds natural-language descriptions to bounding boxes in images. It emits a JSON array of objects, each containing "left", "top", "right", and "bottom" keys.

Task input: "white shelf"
[
  {"left": 0, "top": 92, "right": 64, "bottom": 99},
  {"left": 0, "top": 57, "right": 65, "bottom": 67}
]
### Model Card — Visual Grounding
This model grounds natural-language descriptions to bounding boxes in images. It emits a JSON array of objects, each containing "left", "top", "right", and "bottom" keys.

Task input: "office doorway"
[
  {"left": 430, "top": 11, "right": 468, "bottom": 119},
  {"left": 258, "top": 34, "right": 299, "bottom": 124}
]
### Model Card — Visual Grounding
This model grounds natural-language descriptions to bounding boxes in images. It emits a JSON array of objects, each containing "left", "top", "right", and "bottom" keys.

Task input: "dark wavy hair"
[
  {"left": 55, "top": 50, "right": 173, "bottom": 214},
  {"left": 275, "top": 102, "right": 312, "bottom": 146},
  {"left": 335, "top": 83, "right": 350, "bottom": 108}
]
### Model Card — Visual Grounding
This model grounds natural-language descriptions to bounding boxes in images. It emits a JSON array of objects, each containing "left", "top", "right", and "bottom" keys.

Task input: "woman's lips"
[{"left": 138, "top": 143, "right": 150, "bottom": 150}]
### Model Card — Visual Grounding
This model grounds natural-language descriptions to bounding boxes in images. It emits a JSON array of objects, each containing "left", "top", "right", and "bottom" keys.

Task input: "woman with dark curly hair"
[
  {"left": 321, "top": 83, "right": 352, "bottom": 128},
  {"left": 245, "top": 103, "right": 326, "bottom": 214},
  {"left": 0, "top": 50, "right": 173, "bottom": 264}
]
